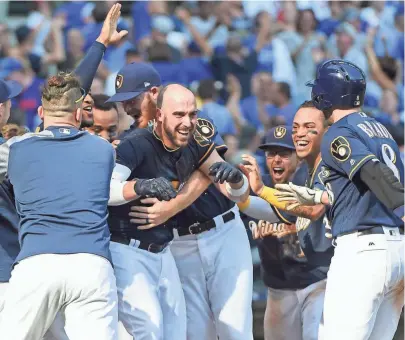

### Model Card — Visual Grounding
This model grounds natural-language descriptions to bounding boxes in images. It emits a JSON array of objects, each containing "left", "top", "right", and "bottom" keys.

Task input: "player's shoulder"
[
  {"left": 292, "top": 162, "right": 309, "bottom": 186},
  {"left": 193, "top": 116, "right": 217, "bottom": 148}
]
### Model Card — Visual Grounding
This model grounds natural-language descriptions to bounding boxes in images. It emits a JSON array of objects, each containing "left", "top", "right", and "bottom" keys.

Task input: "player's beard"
[
  {"left": 163, "top": 118, "right": 192, "bottom": 149},
  {"left": 80, "top": 116, "right": 94, "bottom": 130}
]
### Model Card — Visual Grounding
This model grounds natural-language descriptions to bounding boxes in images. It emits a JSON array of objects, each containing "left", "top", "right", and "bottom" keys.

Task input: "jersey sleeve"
[
  {"left": 115, "top": 136, "right": 144, "bottom": 172},
  {"left": 197, "top": 111, "right": 228, "bottom": 157},
  {"left": 193, "top": 117, "right": 218, "bottom": 165},
  {"left": 321, "top": 126, "right": 376, "bottom": 180}
]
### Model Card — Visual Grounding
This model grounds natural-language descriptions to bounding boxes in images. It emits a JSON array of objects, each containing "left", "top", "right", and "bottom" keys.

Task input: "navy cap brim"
[
  {"left": 105, "top": 90, "right": 145, "bottom": 103},
  {"left": 259, "top": 142, "right": 295, "bottom": 150},
  {"left": 5, "top": 80, "right": 23, "bottom": 100}
]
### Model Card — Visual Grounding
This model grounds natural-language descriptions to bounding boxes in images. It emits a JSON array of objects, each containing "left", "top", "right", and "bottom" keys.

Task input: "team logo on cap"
[
  {"left": 331, "top": 136, "right": 351, "bottom": 161},
  {"left": 274, "top": 126, "right": 287, "bottom": 139},
  {"left": 194, "top": 118, "right": 214, "bottom": 147},
  {"left": 116, "top": 74, "right": 124, "bottom": 89}
]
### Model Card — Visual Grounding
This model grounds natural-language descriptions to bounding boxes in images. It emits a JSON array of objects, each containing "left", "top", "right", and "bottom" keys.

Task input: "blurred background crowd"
[{"left": 0, "top": 1, "right": 404, "bottom": 337}]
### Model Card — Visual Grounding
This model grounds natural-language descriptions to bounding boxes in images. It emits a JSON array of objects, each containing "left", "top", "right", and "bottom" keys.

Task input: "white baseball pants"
[
  {"left": 0, "top": 253, "right": 118, "bottom": 340},
  {"left": 263, "top": 279, "right": 326, "bottom": 340},
  {"left": 323, "top": 227, "right": 404, "bottom": 340},
  {"left": 110, "top": 240, "right": 186, "bottom": 340},
  {"left": 171, "top": 205, "right": 254, "bottom": 340}
]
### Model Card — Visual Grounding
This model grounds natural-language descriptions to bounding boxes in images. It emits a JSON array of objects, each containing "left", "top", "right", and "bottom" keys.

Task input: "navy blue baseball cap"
[
  {"left": 259, "top": 126, "right": 295, "bottom": 150},
  {"left": 106, "top": 62, "right": 162, "bottom": 103},
  {"left": 0, "top": 79, "right": 23, "bottom": 103}
]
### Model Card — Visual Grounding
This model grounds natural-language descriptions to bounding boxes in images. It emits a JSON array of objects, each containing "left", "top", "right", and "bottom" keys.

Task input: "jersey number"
[{"left": 381, "top": 144, "right": 400, "bottom": 181}]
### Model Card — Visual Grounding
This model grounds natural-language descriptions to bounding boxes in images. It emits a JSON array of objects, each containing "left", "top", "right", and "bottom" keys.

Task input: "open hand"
[
  {"left": 96, "top": 3, "right": 128, "bottom": 47},
  {"left": 239, "top": 154, "right": 264, "bottom": 195},
  {"left": 129, "top": 197, "right": 175, "bottom": 230}
]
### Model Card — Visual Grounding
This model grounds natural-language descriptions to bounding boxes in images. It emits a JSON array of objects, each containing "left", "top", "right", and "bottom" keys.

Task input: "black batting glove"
[
  {"left": 134, "top": 178, "right": 177, "bottom": 201},
  {"left": 208, "top": 162, "right": 243, "bottom": 184}
]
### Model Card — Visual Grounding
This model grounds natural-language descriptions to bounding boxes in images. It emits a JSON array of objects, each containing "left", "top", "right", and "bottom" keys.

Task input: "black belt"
[
  {"left": 342, "top": 226, "right": 404, "bottom": 237},
  {"left": 110, "top": 234, "right": 168, "bottom": 254},
  {"left": 177, "top": 211, "right": 235, "bottom": 237}
]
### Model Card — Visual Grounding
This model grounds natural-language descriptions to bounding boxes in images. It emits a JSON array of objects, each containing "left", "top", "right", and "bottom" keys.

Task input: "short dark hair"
[
  {"left": 92, "top": 3, "right": 109, "bottom": 23},
  {"left": 378, "top": 56, "right": 397, "bottom": 81},
  {"left": 126, "top": 48, "right": 139, "bottom": 57},
  {"left": 299, "top": 100, "right": 316, "bottom": 109},
  {"left": 156, "top": 84, "right": 171, "bottom": 109},
  {"left": 298, "top": 100, "right": 329, "bottom": 127},
  {"left": 92, "top": 94, "right": 118, "bottom": 112},
  {"left": 197, "top": 79, "right": 216, "bottom": 100},
  {"left": 277, "top": 82, "right": 291, "bottom": 100}
]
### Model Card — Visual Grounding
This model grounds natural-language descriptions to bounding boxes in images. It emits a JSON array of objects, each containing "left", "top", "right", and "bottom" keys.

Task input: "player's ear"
[
  {"left": 156, "top": 108, "right": 164, "bottom": 123},
  {"left": 75, "top": 107, "right": 82, "bottom": 124},
  {"left": 149, "top": 87, "right": 159, "bottom": 102},
  {"left": 37, "top": 106, "right": 44, "bottom": 120}
]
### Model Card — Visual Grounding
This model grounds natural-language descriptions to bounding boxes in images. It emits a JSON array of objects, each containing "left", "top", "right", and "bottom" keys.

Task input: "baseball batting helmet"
[{"left": 306, "top": 59, "right": 366, "bottom": 117}]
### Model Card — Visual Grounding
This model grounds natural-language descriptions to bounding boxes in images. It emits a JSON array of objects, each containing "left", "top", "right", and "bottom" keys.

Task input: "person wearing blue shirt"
[
  {"left": 276, "top": 60, "right": 404, "bottom": 340},
  {"left": 0, "top": 72, "right": 118, "bottom": 340},
  {"left": 197, "top": 79, "right": 237, "bottom": 136}
]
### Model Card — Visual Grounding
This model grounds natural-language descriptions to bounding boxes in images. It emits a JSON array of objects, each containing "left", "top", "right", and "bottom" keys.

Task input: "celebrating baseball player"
[
  {"left": 106, "top": 73, "right": 250, "bottom": 339},
  {"left": 238, "top": 120, "right": 333, "bottom": 340},
  {"left": 110, "top": 61, "right": 254, "bottom": 339},
  {"left": 276, "top": 59, "right": 404, "bottom": 339}
]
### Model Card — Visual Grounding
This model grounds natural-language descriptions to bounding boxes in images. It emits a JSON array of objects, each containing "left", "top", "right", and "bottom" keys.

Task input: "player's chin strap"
[{"left": 225, "top": 174, "right": 249, "bottom": 201}]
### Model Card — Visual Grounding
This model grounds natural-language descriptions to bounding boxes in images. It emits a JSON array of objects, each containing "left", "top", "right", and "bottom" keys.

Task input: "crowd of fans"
[{"left": 0, "top": 1, "right": 403, "bottom": 161}]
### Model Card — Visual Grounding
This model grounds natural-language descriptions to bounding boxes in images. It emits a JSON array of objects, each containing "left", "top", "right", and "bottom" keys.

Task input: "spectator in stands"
[
  {"left": 86, "top": 94, "right": 119, "bottom": 142},
  {"left": 279, "top": 8, "right": 325, "bottom": 102},
  {"left": 318, "top": 1, "right": 343, "bottom": 37},
  {"left": 1, "top": 58, "right": 44, "bottom": 131},
  {"left": 60, "top": 28, "right": 85, "bottom": 71},
  {"left": 329, "top": 22, "right": 368, "bottom": 74},
  {"left": 240, "top": 71, "right": 274, "bottom": 132},
  {"left": 245, "top": 11, "right": 296, "bottom": 91},
  {"left": 150, "top": 15, "right": 182, "bottom": 62},
  {"left": 269, "top": 82, "right": 296, "bottom": 125},
  {"left": 1, "top": 124, "right": 25, "bottom": 141},
  {"left": 177, "top": 6, "right": 269, "bottom": 100},
  {"left": 197, "top": 79, "right": 236, "bottom": 137}
]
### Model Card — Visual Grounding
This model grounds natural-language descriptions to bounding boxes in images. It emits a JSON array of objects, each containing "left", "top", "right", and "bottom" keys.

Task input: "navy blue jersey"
[
  {"left": 295, "top": 159, "right": 334, "bottom": 269},
  {"left": 5, "top": 127, "right": 115, "bottom": 264},
  {"left": 0, "top": 178, "right": 20, "bottom": 282},
  {"left": 174, "top": 132, "right": 235, "bottom": 228},
  {"left": 255, "top": 164, "right": 328, "bottom": 290},
  {"left": 109, "top": 119, "right": 217, "bottom": 244},
  {"left": 321, "top": 112, "right": 404, "bottom": 237}
]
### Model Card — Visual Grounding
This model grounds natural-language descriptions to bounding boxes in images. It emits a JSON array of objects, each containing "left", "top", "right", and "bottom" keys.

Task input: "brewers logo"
[
  {"left": 194, "top": 118, "right": 214, "bottom": 147},
  {"left": 274, "top": 126, "right": 287, "bottom": 139},
  {"left": 331, "top": 136, "right": 351, "bottom": 161},
  {"left": 116, "top": 74, "right": 124, "bottom": 89}
]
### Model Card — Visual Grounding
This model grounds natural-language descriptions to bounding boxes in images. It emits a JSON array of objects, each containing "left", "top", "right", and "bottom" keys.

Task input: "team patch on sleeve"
[
  {"left": 193, "top": 118, "right": 215, "bottom": 147},
  {"left": 331, "top": 136, "right": 351, "bottom": 162}
]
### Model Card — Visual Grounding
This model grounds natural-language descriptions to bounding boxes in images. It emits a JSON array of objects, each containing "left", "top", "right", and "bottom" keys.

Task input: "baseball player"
[
  {"left": 109, "top": 62, "right": 253, "bottom": 339},
  {"left": 0, "top": 72, "right": 118, "bottom": 339},
  {"left": 85, "top": 94, "right": 119, "bottom": 142},
  {"left": 238, "top": 123, "right": 333, "bottom": 340},
  {"left": 276, "top": 59, "right": 404, "bottom": 339},
  {"left": 107, "top": 80, "right": 250, "bottom": 339}
]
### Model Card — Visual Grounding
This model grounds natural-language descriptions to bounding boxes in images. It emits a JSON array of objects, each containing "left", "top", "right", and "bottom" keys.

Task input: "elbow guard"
[{"left": 360, "top": 160, "right": 404, "bottom": 215}]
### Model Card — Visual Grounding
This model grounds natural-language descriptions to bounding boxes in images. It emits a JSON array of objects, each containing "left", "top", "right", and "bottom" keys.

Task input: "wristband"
[{"left": 225, "top": 174, "right": 249, "bottom": 197}]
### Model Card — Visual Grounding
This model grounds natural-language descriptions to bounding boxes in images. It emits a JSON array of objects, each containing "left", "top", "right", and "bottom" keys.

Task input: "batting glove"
[
  {"left": 209, "top": 162, "right": 243, "bottom": 184},
  {"left": 135, "top": 178, "right": 177, "bottom": 201},
  {"left": 275, "top": 182, "right": 324, "bottom": 206}
]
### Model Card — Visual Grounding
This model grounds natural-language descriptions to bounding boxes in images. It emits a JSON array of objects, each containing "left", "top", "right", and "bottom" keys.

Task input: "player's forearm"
[
  {"left": 259, "top": 185, "right": 297, "bottom": 211},
  {"left": 288, "top": 204, "right": 326, "bottom": 221},
  {"left": 216, "top": 175, "right": 250, "bottom": 203},
  {"left": 74, "top": 41, "right": 106, "bottom": 94},
  {"left": 109, "top": 179, "right": 138, "bottom": 206},
  {"left": 238, "top": 196, "right": 280, "bottom": 222},
  {"left": 164, "top": 170, "right": 212, "bottom": 217}
]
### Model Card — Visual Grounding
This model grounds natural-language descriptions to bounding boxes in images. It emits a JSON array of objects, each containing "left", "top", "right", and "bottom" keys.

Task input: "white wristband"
[{"left": 225, "top": 174, "right": 249, "bottom": 197}]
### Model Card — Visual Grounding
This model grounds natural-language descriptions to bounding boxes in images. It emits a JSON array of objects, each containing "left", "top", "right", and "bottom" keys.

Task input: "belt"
[
  {"left": 110, "top": 234, "right": 168, "bottom": 254},
  {"left": 357, "top": 226, "right": 404, "bottom": 236},
  {"left": 177, "top": 211, "right": 235, "bottom": 237}
]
